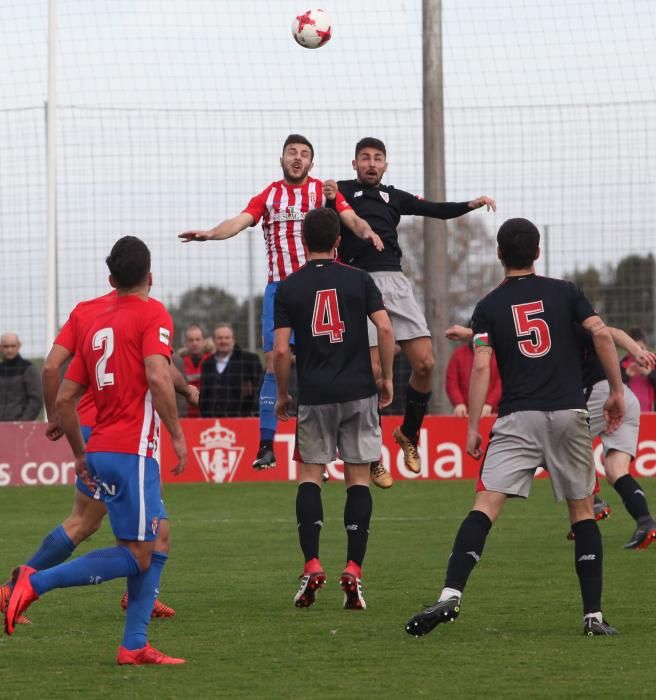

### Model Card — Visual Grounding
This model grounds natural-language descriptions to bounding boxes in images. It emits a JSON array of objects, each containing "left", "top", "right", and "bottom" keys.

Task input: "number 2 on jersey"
[
  {"left": 312, "top": 289, "right": 345, "bottom": 343},
  {"left": 93, "top": 327, "right": 115, "bottom": 388},
  {"left": 511, "top": 301, "right": 552, "bottom": 357}
]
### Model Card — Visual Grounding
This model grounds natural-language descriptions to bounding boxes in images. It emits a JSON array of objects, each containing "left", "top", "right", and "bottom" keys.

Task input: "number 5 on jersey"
[
  {"left": 512, "top": 301, "right": 552, "bottom": 357},
  {"left": 312, "top": 289, "right": 345, "bottom": 343}
]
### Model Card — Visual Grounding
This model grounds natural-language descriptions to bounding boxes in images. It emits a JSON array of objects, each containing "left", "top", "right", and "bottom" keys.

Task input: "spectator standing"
[
  {"left": 621, "top": 328, "right": 656, "bottom": 411},
  {"left": 0, "top": 332, "right": 43, "bottom": 421},
  {"left": 446, "top": 341, "right": 502, "bottom": 416},
  {"left": 180, "top": 325, "right": 212, "bottom": 418},
  {"left": 199, "top": 324, "right": 263, "bottom": 417}
]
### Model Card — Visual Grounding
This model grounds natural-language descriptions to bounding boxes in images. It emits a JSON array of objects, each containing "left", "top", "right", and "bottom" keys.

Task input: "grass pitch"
[{"left": 1, "top": 479, "right": 655, "bottom": 699}]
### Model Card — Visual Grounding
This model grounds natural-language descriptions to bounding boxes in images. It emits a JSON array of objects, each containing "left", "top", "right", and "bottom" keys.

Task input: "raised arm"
[
  {"left": 323, "top": 179, "right": 384, "bottom": 251},
  {"left": 179, "top": 212, "right": 255, "bottom": 242},
  {"left": 398, "top": 190, "right": 496, "bottom": 219},
  {"left": 609, "top": 326, "right": 656, "bottom": 370}
]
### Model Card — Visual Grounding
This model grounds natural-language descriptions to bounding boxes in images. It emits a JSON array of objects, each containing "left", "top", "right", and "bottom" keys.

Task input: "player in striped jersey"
[{"left": 180, "top": 134, "right": 384, "bottom": 473}]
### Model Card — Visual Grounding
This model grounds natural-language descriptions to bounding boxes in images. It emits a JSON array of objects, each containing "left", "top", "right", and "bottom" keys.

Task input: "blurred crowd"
[{"left": 2, "top": 325, "right": 655, "bottom": 422}]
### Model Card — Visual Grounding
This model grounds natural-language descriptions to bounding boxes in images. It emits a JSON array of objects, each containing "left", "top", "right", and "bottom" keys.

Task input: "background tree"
[{"left": 168, "top": 285, "right": 263, "bottom": 351}]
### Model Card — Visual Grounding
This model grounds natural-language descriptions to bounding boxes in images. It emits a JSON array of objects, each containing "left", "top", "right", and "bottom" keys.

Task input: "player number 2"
[
  {"left": 312, "top": 289, "right": 345, "bottom": 343},
  {"left": 92, "top": 327, "right": 115, "bottom": 389},
  {"left": 511, "top": 301, "right": 551, "bottom": 357}
]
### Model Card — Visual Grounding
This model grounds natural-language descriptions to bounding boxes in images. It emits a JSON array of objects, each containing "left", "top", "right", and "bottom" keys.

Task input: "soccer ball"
[{"left": 292, "top": 9, "right": 332, "bottom": 49}]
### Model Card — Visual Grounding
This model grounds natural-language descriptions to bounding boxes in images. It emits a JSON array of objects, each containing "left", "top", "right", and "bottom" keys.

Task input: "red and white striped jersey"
[
  {"left": 242, "top": 176, "right": 352, "bottom": 282},
  {"left": 66, "top": 294, "right": 174, "bottom": 458}
]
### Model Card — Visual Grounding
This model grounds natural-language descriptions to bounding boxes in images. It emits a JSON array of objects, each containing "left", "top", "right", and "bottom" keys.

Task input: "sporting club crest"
[
  {"left": 192, "top": 421, "right": 244, "bottom": 483},
  {"left": 379, "top": 191, "right": 389, "bottom": 203}
]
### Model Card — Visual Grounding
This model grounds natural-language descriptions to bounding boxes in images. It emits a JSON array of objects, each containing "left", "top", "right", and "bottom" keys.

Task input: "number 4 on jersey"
[{"left": 312, "top": 289, "right": 345, "bottom": 343}]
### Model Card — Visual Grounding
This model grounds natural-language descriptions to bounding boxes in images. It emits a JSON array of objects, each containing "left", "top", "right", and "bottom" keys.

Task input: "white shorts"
[{"left": 366, "top": 271, "right": 430, "bottom": 347}]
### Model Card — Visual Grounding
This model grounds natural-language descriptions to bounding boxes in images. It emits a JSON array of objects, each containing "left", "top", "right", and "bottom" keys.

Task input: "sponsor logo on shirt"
[
  {"left": 159, "top": 327, "right": 170, "bottom": 345},
  {"left": 192, "top": 420, "right": 244, "bottom": 484},
  {"left": 270, "top": 206, "right": 305, "bottom": 223},
  {"left": 353, "top": 190, "right": 363, "bottom": 198},
  {"left": 379, "top": 191, "right": 389, "bottom": 203}
]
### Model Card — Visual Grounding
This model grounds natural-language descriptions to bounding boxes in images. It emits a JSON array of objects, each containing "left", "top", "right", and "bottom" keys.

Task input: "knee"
[
  {"left": 155, "top": 522, "right": 171, "bottom": 555},
  {"left": 413, "top": 353, "right": 434, "bottom": 379}
]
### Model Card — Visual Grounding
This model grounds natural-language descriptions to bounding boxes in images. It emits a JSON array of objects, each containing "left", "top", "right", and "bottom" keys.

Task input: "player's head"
[
  {"left": 302, "top": 207, "right": 341, "bottom": 254},
  {"left": 106, "top": 236, "right": 152, "bottom": 291},
  {"left": 281, "top": 134, "right": 314, "bottom": 184},
  {"left": 0, "top": 332, "right": 21, "bottom": 360},
  {"left": 185, "top": 324, "right": 206, "bottom": 356},
  {"left": 353, "top": 137, "right": 387, "bottom": 186},
  {"left": 496, "top": 218, "right": 541, "bottom": 271},
  {"left": 213, "top": 323, "right": 235, "bottom": 357}
]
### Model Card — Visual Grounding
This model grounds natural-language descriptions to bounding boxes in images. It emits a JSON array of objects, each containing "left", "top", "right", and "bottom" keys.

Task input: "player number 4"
[
  {"left": 312, "top": 289, "right": 345, "bottom": 343},
  {"left": 511, "top": 301, "right": 552, "bottom": 357},
  {"left": 93, "top": 327, "right": 115, "bottom": 389}
]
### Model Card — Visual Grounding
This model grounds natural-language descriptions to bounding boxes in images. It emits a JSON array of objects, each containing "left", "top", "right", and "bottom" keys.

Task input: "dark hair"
[
  {"left": 355, "top": 137, "right": 386, "bottom": 158},
  {"left": 282, "top": 134, "right": 314, "bottom": 161},
  {"left": 628, "top": 327, "right": 647, "bottom": 343},
  {"left": 105, "top": 236, "right": 151, "bottom": 288},
  {"left": 496, "top": 218, "right": 540, "bottom": 270},
  {"left": 302, "top": 208, "right": 340, "bottom": 253}
]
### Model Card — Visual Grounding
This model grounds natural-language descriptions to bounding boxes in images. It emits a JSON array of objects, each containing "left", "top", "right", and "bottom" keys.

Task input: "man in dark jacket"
[
  {"left": 0, "top": 332, "right": 43, "bottom": 420},
  {"left": 199, "top": 324, "right": 263, "bottom": 417}
]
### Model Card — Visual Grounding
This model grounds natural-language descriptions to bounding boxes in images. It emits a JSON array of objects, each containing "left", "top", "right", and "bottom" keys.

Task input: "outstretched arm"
[
  {"left": 179, "top": 212, "right": 254, "bottom": 242},
  {"left": 398, "top": 190, "right": 496, "bottom": 219},
  {"left": 323, "top": 179, "right": 384, "bottom": 251},
  {"left": 609, "top": 327, "right": 656, "bottom": 370}
]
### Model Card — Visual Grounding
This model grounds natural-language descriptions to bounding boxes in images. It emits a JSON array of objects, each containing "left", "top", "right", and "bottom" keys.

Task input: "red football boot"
[
  {"left": 340, "top": 560, "right": 367, "bottom": 610},
  {"left": 121, "top": 591, "right": 176, "bottom": 618},
  {"left": 0, "top": 582, "right": 31, "bottom": 626},
  {"left": 294, "top": 558, "right": 326, "bottom": 608},
  {"left": 116, "top": 643, "right": 186, "bottom": 665},
  {"left": 4, "top": 566, "right": 39, "bottom": 635}
]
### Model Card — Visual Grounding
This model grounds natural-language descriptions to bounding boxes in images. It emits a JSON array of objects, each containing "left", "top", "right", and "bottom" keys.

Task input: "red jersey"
[
  {"left": 181, "top": 352, "right": 211, "bottom": 418},
  {"left": 242, "top": 176, "right": 352, "bottom": 282},
  {"left": 65, "top": 294, "right": 174, "bottom": 457},
  {"left": 54, "top": 291, "right": 117, "bottom": 427}
]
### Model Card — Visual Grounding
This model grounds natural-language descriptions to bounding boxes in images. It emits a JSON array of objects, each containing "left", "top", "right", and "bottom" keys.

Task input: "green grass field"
[{"left": 1, "top": 480, "right": 655, "bottom": 699}]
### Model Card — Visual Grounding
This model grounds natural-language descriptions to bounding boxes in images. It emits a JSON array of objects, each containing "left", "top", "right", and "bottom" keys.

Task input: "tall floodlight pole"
[
  {"left": 423, "top": 0, "right": 449, "bottom": 413},
  {"left": 45, "top": 0, "right": 58, "bottom": 351}
]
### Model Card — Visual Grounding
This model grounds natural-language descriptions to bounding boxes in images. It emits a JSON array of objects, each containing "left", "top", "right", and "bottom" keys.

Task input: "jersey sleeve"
[
  {"left": 364, "top": 273, "right": 386, "bottom": 316},
  {"left": 273, "top": 282, "right": 292, "bottom": 329},
  {"left": 241, "top": 186, "right": 269, "bottom": 225},
  {"left": 396, "top": 188, "right": 471, "bottom": 219},
  {"left": 569, "top": 283, "right": 597, "bottom": 324},
  {"left": 54, "top": 314, "right": 76, "bottom": 352},
  {"left": 471, "top": 303, "right": 493, "bottom": 349},
  {"left": 334, "top": 190, "right": 352, "bottom": 213},
  {"left": 64, "top": 349, "right": 89, "bottom": 387},
  {"left": 142, "top": 306, "right": 174, "bottom": 361}
]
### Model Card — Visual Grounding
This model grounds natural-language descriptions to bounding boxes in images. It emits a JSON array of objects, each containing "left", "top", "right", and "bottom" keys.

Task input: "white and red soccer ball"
[{"left": 292, "top": 9, "right": 332, "bottom": 49}]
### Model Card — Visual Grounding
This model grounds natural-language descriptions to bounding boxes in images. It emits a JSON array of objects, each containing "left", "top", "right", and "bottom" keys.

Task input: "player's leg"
[
  {"left": 368, "top": 343, "right": 393, "bottom": 488},
  {"left": 293, "top": 403, "right": 339, "bottom": 607},
  {"left": 406, "top": 412, "right": 539, "bottom": 636},
  {"left": 599, "top": 387, "right": 656, "bottom": 548},
  {"left": 120, "top": 503, "right": 175, "bottom": 619},
  {"left": 294, "top": 462, "right": 327, "bottom": 608},
  {"left": 253, "top": 282, "right": 280, "bottom": 470},
  {"left": 547, "top": 409, "right": 617, "bottom": 636},
  {"left": 338, "top": 395, "right": 382, "bottom": 610},
  {"left": 395, "top": 335, "right": 433, "bottom": 473}
]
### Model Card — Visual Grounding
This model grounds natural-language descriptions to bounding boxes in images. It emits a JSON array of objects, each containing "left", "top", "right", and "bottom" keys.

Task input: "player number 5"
[
  {"left": 511, "top": 301, "right": 551, "bottom": 357},
  {"left": 93, "top": 327, "right": 115, "bottom": 389},
  {"left": 312, "top": 289, "right": 345, "bottom": 343}
]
